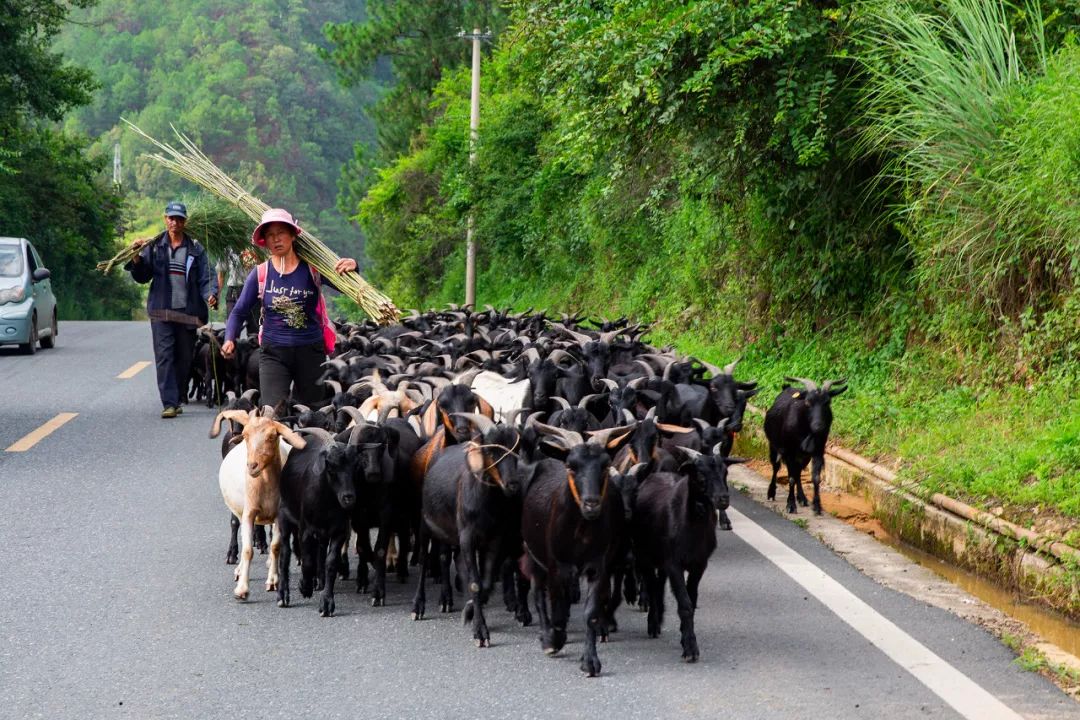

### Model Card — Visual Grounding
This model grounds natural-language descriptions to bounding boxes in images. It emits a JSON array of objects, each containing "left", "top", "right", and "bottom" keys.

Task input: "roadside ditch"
[{"left": 732, "top": 422, "right": 1080, "bottom": 694}]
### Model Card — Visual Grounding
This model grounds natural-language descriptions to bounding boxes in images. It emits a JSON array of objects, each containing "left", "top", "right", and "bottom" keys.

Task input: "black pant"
[
  {"left": 151, "top": 321, "right": 197, "bottom": 408},
  {"left": 259, "top": 341, "right": 327, "bottom": 411},
  {"left": 225, "top": 285, "right": 259, "bottom": 337}
]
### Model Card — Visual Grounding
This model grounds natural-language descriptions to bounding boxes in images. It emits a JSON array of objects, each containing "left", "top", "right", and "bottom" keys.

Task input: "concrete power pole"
[{"left": 462, "top": 28, "right": 490, "bottom": 309}]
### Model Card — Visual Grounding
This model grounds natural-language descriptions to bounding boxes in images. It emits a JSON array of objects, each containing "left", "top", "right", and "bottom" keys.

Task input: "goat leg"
[
  {"left": 226, "top": 514, "right": 240, "bottom": 565},
  {"left": 811, "top": 454, "right": 824, "bottom": 515},
  {"left": 276, "top": 519, "right": 293, "bottom": 608},
  {"left": 265, "top": 519, "right": 282, "bottom": 592},
  {"left": 410, "top": 525, "right": 429, "bottom": 620},
  {"left": 460, "top": 535, "right": 490, "bottom": 648},
  {"left": 319, "top": 531, "right": 346, "bottom": 618},
  {"left": 717, "top": 508, "right": 733, "bottom": 531},
  {"left": 579, "top": 573, "right": 608, "bottom": 677},
  {"left": 371, "top": 513, "right": 393, "bottom": 607},
  {"left": 667, "top": 563, "right": 699, "bottom": 662},
  {"left": 254, "top": 523, "right": 268, "bottom": 554},
  {"left": 233, "top": 510, "right": 255, "bottom": 600},
  {"left": 785, "top": 460, "right": 800, "bottom": 514},
  {"left": 355, "top": 529, "right": 372, "bottom": 594},
  {"left": 438, "top": 542, "right": 455, "bottom": 613},
  {"left": 766, "top": 446, "right": 780, "bottom": 501},
  {"left": 514, "top": 564, "right": 532, "bottom": 626}
]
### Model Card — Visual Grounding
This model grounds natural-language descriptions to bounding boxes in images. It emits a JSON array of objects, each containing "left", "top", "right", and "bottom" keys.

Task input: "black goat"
[
  {"left": 764, "top": 377, "right": 847, "bottom": 514},
  {"left": 632, "top": 447, "right": 743, "bottom": 661},
  {"left": 520, "top": 423, "right": 635, "bottom": 677},
  {"left": 276, "top": 427, "right": 361, "bottom": 616},
  {"left": 348, "top": 416, "right": 421, "bottom": 605},
  {"left": 412, "top": 414, "right": 522, "bottom": 647}
]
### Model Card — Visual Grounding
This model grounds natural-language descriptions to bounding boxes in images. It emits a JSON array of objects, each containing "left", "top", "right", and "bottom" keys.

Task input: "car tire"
[
  {"left": 39, "top": 310, "right": 57, "bottom": 349},
  {"left": 19, "top": 312, "right": 37, "bottom": 355}
]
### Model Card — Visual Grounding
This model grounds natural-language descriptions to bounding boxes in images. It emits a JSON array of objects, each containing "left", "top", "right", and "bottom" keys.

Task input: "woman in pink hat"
[{"left": 220, "top": 208, "right": 357, "bottom": 409}]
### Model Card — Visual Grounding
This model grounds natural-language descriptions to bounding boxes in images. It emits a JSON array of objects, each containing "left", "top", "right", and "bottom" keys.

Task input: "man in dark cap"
[{"left": 125, "top": 201, "right": 218, "bottom": 418}]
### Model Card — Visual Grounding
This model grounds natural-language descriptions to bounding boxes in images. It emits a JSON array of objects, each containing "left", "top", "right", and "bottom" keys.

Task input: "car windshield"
[{"left": 0, "top": 245, "right": 23, "bottom": 278}]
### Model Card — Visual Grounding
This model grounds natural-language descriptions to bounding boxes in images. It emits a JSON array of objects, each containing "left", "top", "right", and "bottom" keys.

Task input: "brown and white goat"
[{"left": 210, "top": 407, "right": 307, "bottom": 600}]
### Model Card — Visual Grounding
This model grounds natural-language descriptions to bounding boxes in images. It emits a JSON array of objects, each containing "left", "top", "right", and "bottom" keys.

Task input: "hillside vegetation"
[
  {"left": 55, "top": 0, "right": 379, "bottom": 255},
  {"left": 332, "top": 1, "right": 1080, "bottom": 533}
]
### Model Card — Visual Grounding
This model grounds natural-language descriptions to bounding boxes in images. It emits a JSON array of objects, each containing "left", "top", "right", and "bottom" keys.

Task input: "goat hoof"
[
  {"left": 319, "top": 598, "right": 335, "bottom": 617},
  {"left": 543, "top": 647, "right": 558, "bottom": 656},
  {"left": 719, "top": 521, "right": 733, "bottom": 531},
  {"left": 683, "top": 652, "right": 699, "bottom": 663},
  {"left": 787, "top": 504, "right": 798, "bottom": 514},
  {"left": 225, "top": 554, "right": 238, "bottom": 565},
  {"left": 475, "top": 637, "right": 489, "bottom": 648},
  {"left": 371, "top": 596, "right": 385, "bottom": 608},
  {"left": 265, "top": 580, "right": 277, "bottom": 592},
  {"left": 580, "top": 656, "right": 601, "bottom": 677},
  {"left": 234, "top": 589, "right": 249, "bottom": 601},
  {"left": 411, "top": 611, "right": 424, "bottom": 621},
  {"left": 516, "top": 609, "right": 532, "bottom": 627}
]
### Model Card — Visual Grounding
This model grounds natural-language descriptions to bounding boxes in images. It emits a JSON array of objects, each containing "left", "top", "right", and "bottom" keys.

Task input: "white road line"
[
  {"left": 117, "top": 361, "right": 152, "bottom": 379},
  {"left": 6, "top": 412, "right": 79, "bottom": 452},
  {"left": 728, "top": 507, "right": 1025, "bottom": 720}
]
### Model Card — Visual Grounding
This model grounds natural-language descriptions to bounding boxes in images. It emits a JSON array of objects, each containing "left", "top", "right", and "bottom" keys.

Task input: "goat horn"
[
  {"left": 546, "top": 348, "right": 577, "bottom": 365},
  {"left": 240, "top": 388, "right": 260, "bottom": 403},
  {"left": 532, "top": 421, "right": 584, "bottom": 448},
  {"left": 292, "top": 404, "right": 312, "bottom": 415},
  {"left": 822, "top": 378, "right": 847, "bottom": 392},
  {"left": 523, "top": 347, "right": 541, "bottom": 364},
  {"left": 645, "top": 406, "right": 657, "bottom": 420},
  {"left": 504, "top": 408, "right": 527, "bottom": 428},
  {"left": 621, "top": 408, "right": 636, "bottom": 425},
  {"left": 598, "top": 378, "right": 620, "bottom": 392},
  {"left": 722, "top": 356, "right": 742, "bottom": 375},
  {"left": 712, "top": 442, "right": 725, "bottom": 456},
  {"left": 784, "top": 376, "right": 819, "bottom": 392},
  {"left": 578, "top": 393, "right": 605, "bottom": 409},
  {"left": 454, "top": 368, "right": 483, "bottom": 387},
  {"left": 348, "top": 423, "right": 367, "bottom": 446},
  {"left": 551, "top": 396, "right": 571, "bottom": 410},
  {"left": 324, "top": 380, "right": 343, "bottom": 395},
  {"left": 699, "top": 360, "right": 723, "bottom": 378},
  {"left": 627, "top": 376, "right": 647, "bottom": 390},
  {"left": 673, "top": 445, "right": 702, "bottom": 462},
  {"left": 586, "top": 424, "right": 636, "bottom": 449},
  {"left": 339, "top": 406, "right": 366, "bottom": 425},
  {"left": 634, "top": 360, "right": 656, "bottom": 378},
  {"left": 377, "top": 403, "right": 398, "bottom": 425}
]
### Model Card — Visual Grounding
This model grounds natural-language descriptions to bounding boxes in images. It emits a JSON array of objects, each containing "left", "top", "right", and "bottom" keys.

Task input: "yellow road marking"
[
  {"left": 6, "top": 412, "right": 79, "bottom": 452},
  {"left": 117, "top": 361, "right": 152, "bottom": 379}
]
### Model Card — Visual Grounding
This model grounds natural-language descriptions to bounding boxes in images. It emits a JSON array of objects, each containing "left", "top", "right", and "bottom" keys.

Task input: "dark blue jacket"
[{"left": 125, "top": 232, "right": 215, "bottom": 325}]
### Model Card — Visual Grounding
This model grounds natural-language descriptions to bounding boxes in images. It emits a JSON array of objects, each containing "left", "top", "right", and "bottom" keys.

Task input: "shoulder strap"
[{"left": 257, "top": 261, "right": 268, "bottom": 298}]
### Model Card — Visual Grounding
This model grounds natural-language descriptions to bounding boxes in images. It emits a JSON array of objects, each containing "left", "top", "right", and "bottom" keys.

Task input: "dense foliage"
[
  {"left": 0, "top": 0, "right": 137, "bottom": 319},
  {"left": 338, "top": 0, "right": 1079, "bottom": 521},
  {"left": 55, "top": 0, "right": 379, "bottom": 255}
]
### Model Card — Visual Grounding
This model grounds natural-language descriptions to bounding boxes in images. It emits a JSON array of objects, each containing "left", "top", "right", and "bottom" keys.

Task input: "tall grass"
[{"left": 856, "top": 0, "right": 1062, "bottom": 323}]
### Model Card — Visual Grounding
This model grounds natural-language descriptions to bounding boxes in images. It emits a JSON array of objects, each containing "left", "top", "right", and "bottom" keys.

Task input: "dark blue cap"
[{"left": 164, "top": 201, "right": 187, "bottom": 218}]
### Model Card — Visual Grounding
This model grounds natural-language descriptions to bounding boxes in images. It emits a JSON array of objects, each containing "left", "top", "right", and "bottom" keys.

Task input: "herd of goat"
[{"left": 200, "top": 307, "right": 847, "bottom": 677}]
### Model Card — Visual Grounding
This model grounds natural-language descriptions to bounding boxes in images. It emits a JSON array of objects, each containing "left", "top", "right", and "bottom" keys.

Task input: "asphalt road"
[{"left": 0, "top": 321, "right": 1075, "bottom": 720}]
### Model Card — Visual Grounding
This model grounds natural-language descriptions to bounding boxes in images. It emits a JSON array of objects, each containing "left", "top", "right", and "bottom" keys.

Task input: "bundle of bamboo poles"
[
  {"left": 96, "top": 194, "right": 258, "bottom": 274},
  {"left": 120, "top": 119, "right": 400, "bottom": 325}
]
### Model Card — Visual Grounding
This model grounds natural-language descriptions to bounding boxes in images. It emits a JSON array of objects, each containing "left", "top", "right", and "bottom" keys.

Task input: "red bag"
[{"left": 257, "top": 261, "right": 336, "bottom": 355}]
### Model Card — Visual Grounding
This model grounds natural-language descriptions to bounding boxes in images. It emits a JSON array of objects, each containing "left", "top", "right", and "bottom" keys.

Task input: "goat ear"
[
  {"left": 275, "top": 422, "right": 308, "bottom": 450},
  {"left": 656, "top": 422, "right": 694, "bottom": 435},
  {"left": 828, "top": 384, "right": 848, "bottom": 397},
  {"left": 724, "top": 456, "right": 748, "bottom": 466},
  {"left": 476, "top": 396, "right": 496, "bottom": 420},
  {"left": 538, "top": 439, "right": 569, "bottom": 461},
  {"left": 466, "top": 444, "right": 485, "bottom": 475},
  {"left": 741, "top": 386, "right": 761, "bottom": 399}
]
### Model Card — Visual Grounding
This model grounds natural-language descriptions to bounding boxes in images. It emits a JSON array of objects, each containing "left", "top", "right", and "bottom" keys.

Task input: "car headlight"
[{"left": 0, "top": 287, "right": 26, "bottom": 304}]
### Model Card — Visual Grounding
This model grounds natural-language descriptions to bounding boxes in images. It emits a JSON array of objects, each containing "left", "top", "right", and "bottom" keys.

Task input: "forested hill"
[{"left": 55, "top": 0, "right": 376, "bottom": 252}]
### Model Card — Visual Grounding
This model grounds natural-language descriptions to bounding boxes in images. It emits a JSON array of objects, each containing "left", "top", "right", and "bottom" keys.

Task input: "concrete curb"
[{"left": 742, "top": 407, "right": 1080, "bottom": 620}]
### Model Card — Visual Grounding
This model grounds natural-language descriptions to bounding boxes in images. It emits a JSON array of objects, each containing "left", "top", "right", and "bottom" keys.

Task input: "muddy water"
[{"left": 732, "top": 434, "right": 1080, "bottom": 658}]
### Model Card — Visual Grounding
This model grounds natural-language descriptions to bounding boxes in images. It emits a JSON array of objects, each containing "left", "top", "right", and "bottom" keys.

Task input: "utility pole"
[
  {"left": 461, "top": 28, "right": 490, "bottom": 309},
  {"left": 113, "top": 143, "right": 125, "bottom": 240}
]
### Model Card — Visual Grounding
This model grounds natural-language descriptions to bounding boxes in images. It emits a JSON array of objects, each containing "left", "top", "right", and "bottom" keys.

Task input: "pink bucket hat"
[{"left": 251, "top": 208, "right": 302, "bottom": 247}]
